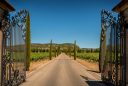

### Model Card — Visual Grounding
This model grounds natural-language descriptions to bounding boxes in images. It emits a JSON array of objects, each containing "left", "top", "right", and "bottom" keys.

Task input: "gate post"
[
  {"left": 126, "top": 25, "right": 128, "bottom": 86},
  {"left": 113, "top": 0, "right": 128, "bottom": 85},
  {"left": 0, "top": 20, "right": 2, "bottom": 86}
]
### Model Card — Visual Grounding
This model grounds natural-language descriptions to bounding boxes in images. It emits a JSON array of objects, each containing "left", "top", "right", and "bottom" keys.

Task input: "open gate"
[
  {"left": 99, "top": 9, "right": 128, "bottom": 86},
  {"left": 1, "top": 9, "right": 30, "bottom": 86}
]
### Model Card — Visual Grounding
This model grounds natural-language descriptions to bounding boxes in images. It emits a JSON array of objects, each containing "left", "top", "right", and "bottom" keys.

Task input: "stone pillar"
[
  {"left": 0, "top": 26, "right": 2, "bottom": 86},
  {"left": 126, "top": 28, "right": 128, "bottom": 86}
]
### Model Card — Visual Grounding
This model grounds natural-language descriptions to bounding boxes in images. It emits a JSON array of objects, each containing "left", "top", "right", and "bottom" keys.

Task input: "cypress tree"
[
  {"left": 49, "top": 40, "right": 52, "bottom": 60},
  {"left": 68, "top": 46, "right": 71, "bottom": 57},
  {"left": 26, "top": 13, "right": 31, "bottom": 71},
  {"left": 54, "top": 46, "right": 57, "bottom": 57},
  {"left": 74, "top": 40, "right": 76, "bottom": 60},
  {"left": 57, "top": 46, "right": 60, "bottom": 56}
]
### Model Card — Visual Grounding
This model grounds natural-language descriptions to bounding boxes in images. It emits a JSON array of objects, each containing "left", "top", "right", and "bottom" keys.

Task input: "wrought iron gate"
[
  {"left": 1, "top": 9, "right": 29, "bottom": 86},
  {"left": 99, "top": 10, "right": 127, "bottom": 86}
]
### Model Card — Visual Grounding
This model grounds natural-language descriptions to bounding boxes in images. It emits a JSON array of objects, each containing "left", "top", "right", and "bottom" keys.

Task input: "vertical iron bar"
[
  {"left": 9, "top": 24, "right": 12, "bottom": 84},
  {"left": 124, "top": 26, "right": 126, "bottom": 86},
  {"left": 115, "top": 21, "right": 118, "bottom": 86},
  {"left": 110, "top": 23, "right": 112, "bottom": 82}
]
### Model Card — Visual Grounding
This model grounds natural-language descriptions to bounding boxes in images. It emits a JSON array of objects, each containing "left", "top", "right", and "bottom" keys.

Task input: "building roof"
[
  {"left": 112, "top": 0, "right": 128, "bottom": 13},
  {"left": 0, "top": 0, "right": 15, "bottom": 12}
]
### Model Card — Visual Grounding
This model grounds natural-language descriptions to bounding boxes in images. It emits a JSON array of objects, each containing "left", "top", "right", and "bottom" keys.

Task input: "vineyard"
[
  {"left": 31, "top": 52, "right": 50, "bottom": 61},
  {"left": 76, "top": 52, "right": 99, "bottom": 62},
  {"left": 31, "top": 43, "right": 99, "bottom": 62}
]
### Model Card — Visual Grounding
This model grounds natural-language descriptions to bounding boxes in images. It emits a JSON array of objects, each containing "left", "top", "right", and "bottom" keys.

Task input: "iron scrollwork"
[
  {"left": 100, "top": 9, "right": 121, "bottom": 86},
  {"left": 1, "top": 9, "right": 29, "bottom": 86}
]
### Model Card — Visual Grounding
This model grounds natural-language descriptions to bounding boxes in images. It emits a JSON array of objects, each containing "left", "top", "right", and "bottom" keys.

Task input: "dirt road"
[{"left": 20, "top": 53, "right": 106, "bottom": 86}]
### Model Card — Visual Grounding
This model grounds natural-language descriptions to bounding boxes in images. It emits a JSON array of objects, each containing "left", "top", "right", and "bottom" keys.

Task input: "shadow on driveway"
[
  {"left": 80, "top": 75, "right": 114, "bottom": 86},
  {"left": 86, "top": 69, "right": 100, "bottom": 73}
]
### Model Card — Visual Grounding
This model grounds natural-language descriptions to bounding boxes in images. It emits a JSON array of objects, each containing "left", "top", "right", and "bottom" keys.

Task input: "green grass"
[
  {"left": 76, "top": 52, "right": 99, "bottom": 62},
  {"left": 31, "top": 52, "right": 49, "bottom": 61}
]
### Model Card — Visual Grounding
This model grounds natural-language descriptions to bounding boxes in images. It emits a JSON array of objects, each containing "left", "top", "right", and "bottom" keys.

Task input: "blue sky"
[{"left": 10, "top": 0, "right": 119, "bottom": 48}]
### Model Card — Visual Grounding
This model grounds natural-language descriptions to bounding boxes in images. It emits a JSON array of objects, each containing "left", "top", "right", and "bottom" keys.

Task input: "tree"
[
  {"left": 26, "top": 13, "right": 31, "bottom": 71},
  {"left": 49, "top": 40, "right": 52, "bottom": 60},
  {"left": 74, "top": 40, "right": 77, "bottom": 60},
  {"left": 68, "top": 46, "right": 71, "bottom": 57},
  {"left": 57, "top": 46, "right": 60, "bottom": 56}
]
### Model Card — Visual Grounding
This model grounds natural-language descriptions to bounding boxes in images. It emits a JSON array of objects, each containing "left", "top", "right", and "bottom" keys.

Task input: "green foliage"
[
  {"left": 26, "top": 14, "right": 31, "bottom": 71},
  {"left": 77, "top": 48, "right": 99, "bottom": 53},
  {"left": 31, "top": 48, "right": 49, "bottom": 53},
  {"left": 30, "top": 42, "right": 99, "bottom": 62},
  {"left": 77, "top": 52, "right": 99, "bottom": 62},
  {"left": 31, "top": 52, "right": 49, "bottom": 61}
]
